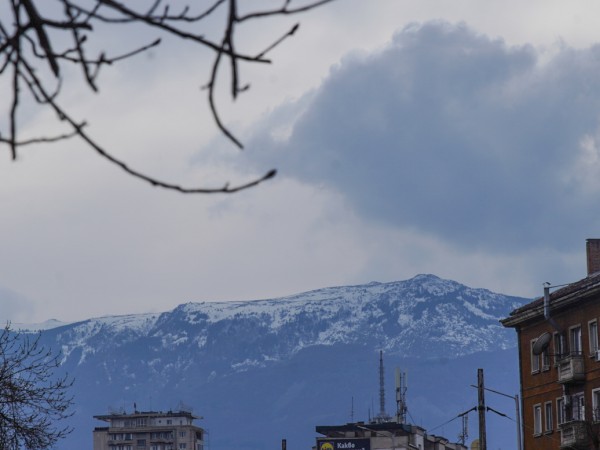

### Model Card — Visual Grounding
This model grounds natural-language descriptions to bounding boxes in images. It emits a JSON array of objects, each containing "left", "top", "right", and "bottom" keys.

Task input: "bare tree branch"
[
  {"left": 0, "top": 323, "right": 74, "bottom": 450},
  {"left": 0, "top": 0, "right": 338, "bottom": 193}
]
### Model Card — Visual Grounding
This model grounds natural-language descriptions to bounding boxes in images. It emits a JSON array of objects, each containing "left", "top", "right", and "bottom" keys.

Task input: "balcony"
[
  {"left": 559, "top": 420, "right": 589, "bottom": 449},
  {"left": 557, "top": 353, "right": 585, "bottom": 384}
]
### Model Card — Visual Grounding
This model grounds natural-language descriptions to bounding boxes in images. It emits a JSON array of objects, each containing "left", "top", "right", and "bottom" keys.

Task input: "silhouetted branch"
[
  {"left": 0, "top": 324, "right": 74, "bottom": 449},
  {"left": 0, "top": 0, "right": 337, "bottom": 193}
]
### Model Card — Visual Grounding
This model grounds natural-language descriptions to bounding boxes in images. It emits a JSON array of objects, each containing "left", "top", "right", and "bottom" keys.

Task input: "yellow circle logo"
[{"left": 320, "top": 443, "right": 334, "bottom": 450}]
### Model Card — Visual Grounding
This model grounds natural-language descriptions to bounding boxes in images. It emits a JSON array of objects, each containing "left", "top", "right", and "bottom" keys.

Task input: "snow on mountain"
[
  {"left": 46, "top": 274, "right": 526, "bottom": 373},
  {"left": 11, "top": 318, "right": 70, "bottom": 332},
  {"left": 35, "top": 274, "right": 527, "bottom": 450}
]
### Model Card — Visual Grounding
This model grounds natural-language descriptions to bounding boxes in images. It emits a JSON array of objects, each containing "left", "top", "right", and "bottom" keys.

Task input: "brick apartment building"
[
  {"left": 502, "top": 239, "right": 600, "bottom": 450},
  {"left": 93, "top": 410, "right": 205, "bottom": 450}
]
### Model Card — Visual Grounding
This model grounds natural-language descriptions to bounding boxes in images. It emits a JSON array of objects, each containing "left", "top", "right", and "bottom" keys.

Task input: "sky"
[{"left": 3, "top": 0, "right": 600, "bottom": 323}]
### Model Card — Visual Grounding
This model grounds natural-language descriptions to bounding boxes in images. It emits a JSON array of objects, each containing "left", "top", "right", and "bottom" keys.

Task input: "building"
[
  {"left": 315, "top": 421, "right": 467, "bottom": 450},
  {"left": 93, "top": 410, "right": 205, "bottom": 450},
  {"left": 314, "top": 352, "right": 466, "bottom": 450},
  {"left": 502, "top": 239, "right": 600, "bottom": 450}
]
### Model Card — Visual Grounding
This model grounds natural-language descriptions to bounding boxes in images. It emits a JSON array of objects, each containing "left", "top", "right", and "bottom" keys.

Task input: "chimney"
[{"left": 586, "top": 239, "right": 600, "bottom": 275}]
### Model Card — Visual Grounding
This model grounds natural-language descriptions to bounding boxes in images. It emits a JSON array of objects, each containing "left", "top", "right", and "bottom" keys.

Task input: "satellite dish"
[{"left": 532, "top": 332, "right": 552, "bottom": 355}]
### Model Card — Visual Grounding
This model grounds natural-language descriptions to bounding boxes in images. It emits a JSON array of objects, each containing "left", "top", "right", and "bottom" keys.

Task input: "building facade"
[
  {"left": 502, "top": 239, "right": 600, "bottom": 450},
  {"left": 93, "top": 410, "right": 205, "bottom": 450},
  {"left": 315, "top": 421, "right": 467, "bottom": 450}
]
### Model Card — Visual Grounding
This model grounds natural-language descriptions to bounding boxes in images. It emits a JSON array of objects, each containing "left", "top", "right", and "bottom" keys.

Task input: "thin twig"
[{"left": 0, "top": 0, "right": 338, "bottom": 192}]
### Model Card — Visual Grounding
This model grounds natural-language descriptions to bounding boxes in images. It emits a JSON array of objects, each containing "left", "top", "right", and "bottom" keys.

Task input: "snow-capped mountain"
[{"left": 34, "top": 274, "right": 528, "bottom": 450}]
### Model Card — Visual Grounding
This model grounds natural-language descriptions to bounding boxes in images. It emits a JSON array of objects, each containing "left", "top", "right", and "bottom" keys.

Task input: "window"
[
  {"left": 570, "top": 325, "right": 582, "bottom": 355},
  {"left": 557, "top": 397, "right": 566, "bottom": 425},
  {"left": 571, "top": 393, "right": 585, "bottom": 421},
  {"left": 534, "top": 404, "right": 542, "bottom": 435},
  {"left": 167, "top": 420, "right": 172, "bottom": 425},
  {"left": 554, "top": 332, "right": 566, "bottom": 364},
  {"left": 544, "top": 402, "right": 553, "bottom": 432},
  {"left": 590, "top": 320, "right": 599, "bottom": 357},
  {"left": 137, "top": 439, "right": 146, "bottom": 447},
  {"left": 531, "top": 339, "right": 540, "bottom": 373},
  {"left": 180, "top": 431, "right": 186, "bottom": 438},
  {"left": 542, "top": 348, "right": 551, "bottom": 371},
  {"left": 593, "top": 389, "right": 600, "bottom": 422},
  {"left": 179, "top": 444, "right": 187, "bottom": 450}
]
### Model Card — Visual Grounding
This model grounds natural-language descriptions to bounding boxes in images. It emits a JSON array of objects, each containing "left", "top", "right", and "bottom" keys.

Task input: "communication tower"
[{"left": 395, "top": 367, "right": 408, "bottom": 424}]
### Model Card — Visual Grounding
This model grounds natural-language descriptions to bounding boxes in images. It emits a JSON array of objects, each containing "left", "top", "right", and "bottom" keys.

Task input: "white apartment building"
[{"left": 93, "top": 410, "right": 204, "bottom": 450}]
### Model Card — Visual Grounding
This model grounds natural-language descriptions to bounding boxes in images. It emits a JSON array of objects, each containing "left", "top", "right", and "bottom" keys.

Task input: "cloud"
[
  {"left": 242, "top": 21, "right": 600, "bottom": 254},
  {"left": 0, "top": 286, "right": 34, "bottom": 323}
]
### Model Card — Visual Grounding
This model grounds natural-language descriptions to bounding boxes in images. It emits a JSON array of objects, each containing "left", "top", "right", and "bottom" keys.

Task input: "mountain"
[{"left": 32, "top": 274, "right": 529, "bottom": 450}]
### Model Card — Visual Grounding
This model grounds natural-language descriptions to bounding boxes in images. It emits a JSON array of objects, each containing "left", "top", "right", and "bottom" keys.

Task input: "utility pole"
[
  {"left": 477, "top": 368, "right": 487, "bottom": 450},
  {"left": 469, "top": 383, "right": 522, "bottom": 450}
]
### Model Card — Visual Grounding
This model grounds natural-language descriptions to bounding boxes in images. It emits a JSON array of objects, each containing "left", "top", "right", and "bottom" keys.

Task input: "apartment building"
[
  {"left": 502, "top": 239, "right": 600, "bottom": 449},
  {"left": 315, "top": 421, "right": 467, "bottom": 450},
  {"left": 93, "top": 410, "right": 205, "bottom": 450}
]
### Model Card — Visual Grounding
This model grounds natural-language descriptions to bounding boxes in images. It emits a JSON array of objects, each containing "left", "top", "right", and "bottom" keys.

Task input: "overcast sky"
[{"left": 3, "top": 1, "right": 600, "bottom": 323}]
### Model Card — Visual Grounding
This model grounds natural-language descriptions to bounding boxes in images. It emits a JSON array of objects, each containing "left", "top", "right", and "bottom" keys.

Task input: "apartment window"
[
  {"left": 571, "top": 393, "right": 585, "bottom": 421},
  {"left": 167, "top": 420, "right": 172, "bottom": 425},
  {"left": 180, "top": 431, "right": 187, "bottom": 438},
  {"left": 531, "top": 339, "right": 540, "bottom": 373},
  {"left": 179, "top": 444, "right": 187, "bottom": 450},
  {"left": 534, "top": 404, "right": 542, "bottom": 436},
  {"left": 554, "top": 332, "right": 566, "bottom": 364},
  {"left": 544, "top": 402, "right": 553, "bottom": 432},
  {"left": 590, "top": 320, "right": 599, "bottom": 357},
  {"left": 570, "top": 325, "right": 582, "bottom": 355},
  {"left": 542, "top": 348, "right": 551, "bottom": 371},
  {"left": 137, "top": 439, "right": 146, "bottom": 447},
  {"left": 557, "top": 397, "right": 566, "bottom": 425},
  {"left": 593, "top": 389, "right": 600, "bottom": 422}
]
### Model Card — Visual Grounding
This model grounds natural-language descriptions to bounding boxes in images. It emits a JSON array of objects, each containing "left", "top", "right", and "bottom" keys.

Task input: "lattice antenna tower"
[
  {"left": 458, "top": 414, "right": 469, "bottom": 445},
  {"left": 379, "top": 350, "right": 386, "bottom": 417},
  {"left": 395, "top": 368, "right": 408, "bottom": 424},
  {"left": 374, "top": 350, "right": 392, "bottom": 423}
]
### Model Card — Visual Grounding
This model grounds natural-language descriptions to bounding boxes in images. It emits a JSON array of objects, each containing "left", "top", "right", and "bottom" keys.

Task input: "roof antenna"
[
  {"left": 458, "top": 414, "right": 468, "bottom": 445},
  {"left": 374, "top": 350, "right": 391, "bottom": 423},
  {"left": 395, "top": 367, "right": 408, "bottom": 424}
]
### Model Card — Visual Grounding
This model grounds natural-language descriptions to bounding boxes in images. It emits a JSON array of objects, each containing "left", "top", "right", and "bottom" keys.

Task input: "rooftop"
[
  {"left": 94, "top": 410, "right": 200, "bottom": 422},
  {"left": 501, "top": 271, "right": 600, "bottom": 327}
]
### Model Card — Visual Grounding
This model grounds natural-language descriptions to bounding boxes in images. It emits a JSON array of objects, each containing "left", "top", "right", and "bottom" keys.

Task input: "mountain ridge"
[
  {"left": 27, "top": 273, "right": 528, "bottom": 450},
  {"left": 46, "top": 274, "right": 526, "bottom": 371}
]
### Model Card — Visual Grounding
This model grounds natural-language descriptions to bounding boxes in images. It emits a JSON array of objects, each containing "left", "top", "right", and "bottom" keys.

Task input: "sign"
[{"left": 316, "top": 438, "right": 371, "bottom": 450}]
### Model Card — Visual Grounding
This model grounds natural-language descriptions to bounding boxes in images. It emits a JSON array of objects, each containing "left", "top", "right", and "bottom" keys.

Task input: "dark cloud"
[{"left": 243, "top": 21, "right": 600, "bottom": 253}]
